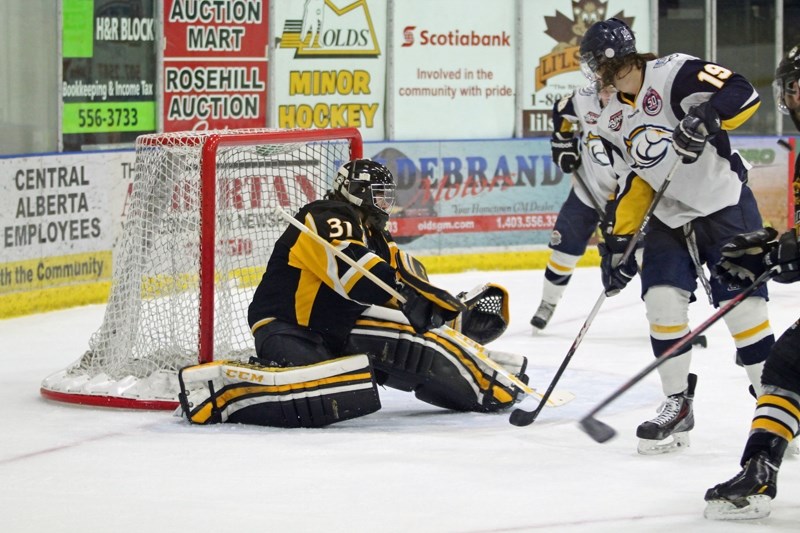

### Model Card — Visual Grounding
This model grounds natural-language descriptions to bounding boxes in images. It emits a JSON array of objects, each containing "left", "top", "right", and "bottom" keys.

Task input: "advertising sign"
[
  {"left": 390, "top": 0, "right": 515, "bottom": 140},
  {"left": 162, "top": 0, "right": 268, "bottom": 131},
  {"left": 365, "top": 139, "right": 569, "bottom": 254},
  {"left": 61, "top": 0, "right": 157, "bottom": 151},
  {"left": 270, "top": 0, "right": 386, "bottom": 140},
  {"left": 520, "top": 0, "right": 650, "bottom": 137},
  {"left": 0, "top": 151, "right": 133, "bottom": 299}
]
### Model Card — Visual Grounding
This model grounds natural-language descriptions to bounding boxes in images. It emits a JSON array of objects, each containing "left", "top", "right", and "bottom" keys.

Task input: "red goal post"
[{"left": 41, "top": 128, "right": 363, "bottom": 410}]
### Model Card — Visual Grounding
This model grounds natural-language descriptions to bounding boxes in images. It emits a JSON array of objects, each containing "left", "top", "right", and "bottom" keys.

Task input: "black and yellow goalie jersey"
[{"left": 248, "top": 199, "right": 400, "bottom": 352}]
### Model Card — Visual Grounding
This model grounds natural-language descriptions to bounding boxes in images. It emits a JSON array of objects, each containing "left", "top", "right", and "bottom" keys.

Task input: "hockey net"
[{"left": 41, "top": 128, "right": 363, "bottom": 409}]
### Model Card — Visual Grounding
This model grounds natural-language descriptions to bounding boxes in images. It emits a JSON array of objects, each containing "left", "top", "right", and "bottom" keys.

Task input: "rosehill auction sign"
[{"left": 162, "top": 0, "right": 268, "bottom": 131}]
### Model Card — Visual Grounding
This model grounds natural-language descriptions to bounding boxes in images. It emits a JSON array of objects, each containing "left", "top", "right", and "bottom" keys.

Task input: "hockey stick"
[
  {"left": 272, "top": 205, "right": 573, "bottom": 406},
  {"left": 578, "top": 269, "right": 773, "bottom": 443},
  {"left": 509, "top": 159, "right": 681, "bottom": 427}
]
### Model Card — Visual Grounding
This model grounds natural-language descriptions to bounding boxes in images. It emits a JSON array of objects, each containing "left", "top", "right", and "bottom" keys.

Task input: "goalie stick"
[
  {"left": 510, "top": 159, "right": 681, "bottom": 427},
  {"left": 272, "top": 205, "right": 574, "bottom": 407},
  {"left": 578, "top": 269, "right": 774, "bottom": 443}
]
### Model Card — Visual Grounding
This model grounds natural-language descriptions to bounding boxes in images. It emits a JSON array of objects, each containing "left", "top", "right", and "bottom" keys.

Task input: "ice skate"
[
  {"left": 704, "top": 451, "right": 778, "bottom": 520},
  {"left": 784, "top": 438, "right": 799, "bottom": 458},
  {"left": 636, "top": 374, "right": 696, "bottom": 455},
  {"left": 530, "top": 301, "right": 556, "bottom": 332}
]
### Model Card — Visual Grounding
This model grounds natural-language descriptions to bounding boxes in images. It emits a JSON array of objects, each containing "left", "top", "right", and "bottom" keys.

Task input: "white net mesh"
[{"left": 42, "top": 128, "right": 356, "bottom": 407}]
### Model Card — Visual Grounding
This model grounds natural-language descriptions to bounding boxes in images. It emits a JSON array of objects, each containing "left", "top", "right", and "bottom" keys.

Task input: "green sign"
[
  {"left": 61, "top": 0, "right": 156, "bottom": 150},
  {"left": 62, "top": 102, "right": 156, "bottom": 133},
  {"left": 62, "top": 0, "right": 94, "bottom": 58}
]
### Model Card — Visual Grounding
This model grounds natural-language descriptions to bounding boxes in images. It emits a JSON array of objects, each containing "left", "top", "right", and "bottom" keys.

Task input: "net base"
[{"left": 40, "top": 360, "right": 180, "bottom": 410}]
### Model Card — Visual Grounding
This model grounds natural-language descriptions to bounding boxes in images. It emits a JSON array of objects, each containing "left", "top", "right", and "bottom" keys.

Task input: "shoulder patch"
[
  {"left": 653, "top": 53, "right": 680, "bottom": 68},
  {"left": 643, "top": 87, "right": 663, "bottom": 116},
  {"left": 608, "top": 110, "right": 623, "bottom": 131}
]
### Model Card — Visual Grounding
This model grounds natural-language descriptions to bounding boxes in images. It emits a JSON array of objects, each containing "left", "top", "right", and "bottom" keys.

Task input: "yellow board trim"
[{"left": 1, "top": 249, "right": 601, "bottom": 319}]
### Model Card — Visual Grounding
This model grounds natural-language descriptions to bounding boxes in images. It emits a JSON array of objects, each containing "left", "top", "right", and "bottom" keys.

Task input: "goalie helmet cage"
[{"left": 40, "top": 127, "right": 363, "bottom": 410}]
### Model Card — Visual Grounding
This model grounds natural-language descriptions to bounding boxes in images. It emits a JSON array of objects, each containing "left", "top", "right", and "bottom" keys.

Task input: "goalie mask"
[
  {"left": 334, "top": 159, "right": 396, "bottom": 229},
  {"left": 579, "top": 18, "right": 636, "bottom": 88}
]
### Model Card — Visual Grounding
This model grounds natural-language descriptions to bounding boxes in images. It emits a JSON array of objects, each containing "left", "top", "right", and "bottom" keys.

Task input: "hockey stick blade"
[
  {"left": 509, "top": 407, "right": 538, "bottom": 426},
  {"left": 578, "top": 415, "right": 617, "bottom": 443}
]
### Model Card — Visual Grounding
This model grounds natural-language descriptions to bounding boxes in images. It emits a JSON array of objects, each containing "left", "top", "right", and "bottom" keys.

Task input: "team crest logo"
[
  {"left": 608, "top": 110, "right": 623, "bottom": 131},
  {"left": 584, "top": 111, "right": 600, "bottom": 125},
  {"left": 549, "top": 229, "right": 563, "bottom": 247},
  {"left": 624, "top": 125, "right": 673, "bottom": 168},
  {"left": 643, "top": 87, "right": 662, "bottom": 116},
  {"left": 585, "top": 132, "right": 610, "bottom": 166}
]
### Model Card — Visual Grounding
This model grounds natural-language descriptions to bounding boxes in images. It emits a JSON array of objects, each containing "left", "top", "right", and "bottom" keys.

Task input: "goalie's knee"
[{"left": 178, "top": 355, "right": 381, "bottom": 428}]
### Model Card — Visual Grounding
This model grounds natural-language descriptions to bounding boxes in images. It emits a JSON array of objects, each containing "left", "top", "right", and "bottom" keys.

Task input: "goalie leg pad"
[
  {"left": 348, "top": 306, "right": 523, "bottom": 412},
  {"left": 178, "top": 355, "right": 381, "bottom": 428}
]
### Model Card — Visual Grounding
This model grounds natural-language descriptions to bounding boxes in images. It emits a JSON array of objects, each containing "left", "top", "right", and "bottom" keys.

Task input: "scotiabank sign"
[
  {"left": 400, "top": 27, "right": 512, "bottom": 47},
  {"left": 391, "top": 0, "right": 515, "bottom": 140},
  {"left": 161, "top": 0, "right": 268, "bottom": 131}
]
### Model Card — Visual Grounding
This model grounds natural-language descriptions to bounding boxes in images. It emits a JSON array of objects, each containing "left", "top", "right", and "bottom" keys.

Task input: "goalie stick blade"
[
  {"left": 578, "top": 416, "right": 617, "bottom": 443},
  {"left": 541, "top": 390, "right": 576, "bottom": 407}
]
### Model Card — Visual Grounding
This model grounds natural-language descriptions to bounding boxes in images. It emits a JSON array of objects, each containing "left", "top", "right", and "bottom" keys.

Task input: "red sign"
[
  {"left": 162, "top": 0, "right": 268, "bottom": 131},
  {"left": 388, "top": 213, "right": 559, "bottom": 237}
]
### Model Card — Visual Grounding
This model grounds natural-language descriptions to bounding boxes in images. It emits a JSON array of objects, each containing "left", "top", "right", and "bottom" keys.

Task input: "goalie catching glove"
[{"left": 447, "top": 283, "right": 510, "bottom": 344}]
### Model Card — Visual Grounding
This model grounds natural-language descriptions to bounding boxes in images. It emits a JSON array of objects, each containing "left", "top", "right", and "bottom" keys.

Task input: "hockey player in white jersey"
[
  {"left": 530, "top": 85, "right": 618, "bottom": 331},
  {"left": 579, "top": 18, "right": 774, "bottom": 454}
]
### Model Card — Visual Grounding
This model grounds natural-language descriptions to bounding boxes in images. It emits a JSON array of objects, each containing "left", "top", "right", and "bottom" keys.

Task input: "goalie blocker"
[{"left": 397, "top": 250, "right": 510, "bottom": 345}]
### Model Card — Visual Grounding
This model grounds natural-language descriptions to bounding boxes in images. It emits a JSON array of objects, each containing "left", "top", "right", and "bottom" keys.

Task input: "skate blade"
[
  {"left": 637, "top": 431, "right": 690, "bottom": 455},
  {"left": 703, "top": 495, "right": 772, "bottom": 520},
  {"left": 784, "top": 439, "right": 800, "bottom": 458}
]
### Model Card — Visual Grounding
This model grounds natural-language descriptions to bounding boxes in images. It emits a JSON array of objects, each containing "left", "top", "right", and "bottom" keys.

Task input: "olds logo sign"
[
  {"left": 279, "top": 0, "right": 381, "bottom": 58},
  {"left": 535, "top": 0, "right": 634, "bottom": 90}
]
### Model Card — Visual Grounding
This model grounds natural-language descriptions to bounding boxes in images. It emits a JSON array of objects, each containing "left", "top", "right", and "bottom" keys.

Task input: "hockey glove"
[
  {"left": 765, "top": 228, "right": 800, "bottom": 284},
  {"left": 672, "top": 102, "right": 721, "bottom": 164},
  {"left": 598, "top": 234, "right": 637, "bottom": 297},
  {"left": 714, "top": 227, "right": 778, "bottom": 285},
  {"left": 551, "top": 132, "right": 581, "bottom": 173},
  {"left": 397, "top": 282, "right": 458, "bottom": 334}
]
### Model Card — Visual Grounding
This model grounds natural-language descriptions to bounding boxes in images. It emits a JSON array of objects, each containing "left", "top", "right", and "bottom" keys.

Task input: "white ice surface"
[{"left": 2, "top": 266, "right": 799, "bottom": 532}]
